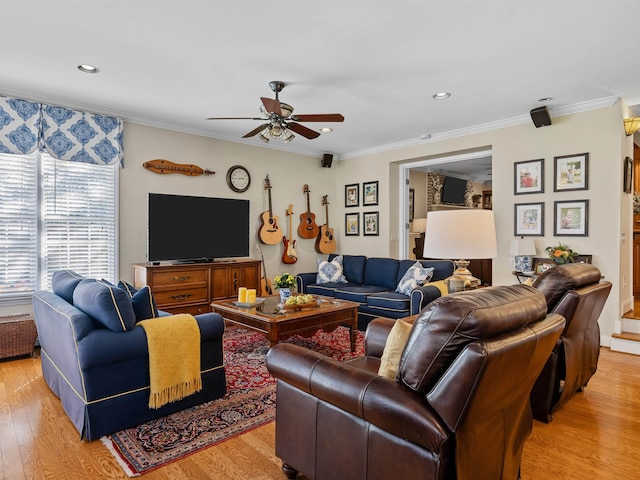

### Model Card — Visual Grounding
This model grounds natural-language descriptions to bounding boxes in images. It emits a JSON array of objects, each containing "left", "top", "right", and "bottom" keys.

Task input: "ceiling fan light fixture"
[
  {"left": 282, "top": 129, "right": 295, "bottom": 143},
  {"left": 280, "top": 103, "right": 294, "bottom": 118},
  {"left": 319, "top": 127, "right": 333, "bottom": 133},
  {"left": 270, "top": 125, "right": 283, "bottom": 138},
  {"left": 259, "top": 127, "right": 271, "bottom": 143}
]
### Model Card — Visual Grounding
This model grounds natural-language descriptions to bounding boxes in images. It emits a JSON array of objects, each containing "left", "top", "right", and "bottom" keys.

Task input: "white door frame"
[{"left": 397, "top": 149, "right": 492, "bottom": 259}]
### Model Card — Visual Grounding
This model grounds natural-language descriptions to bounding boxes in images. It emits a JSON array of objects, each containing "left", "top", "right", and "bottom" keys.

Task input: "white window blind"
[
  {"left": 0, "top": 152, "right": 117, "bottom": 301},
  {"left": 0, "top": 153, "right": 38, "bottom": 295}
]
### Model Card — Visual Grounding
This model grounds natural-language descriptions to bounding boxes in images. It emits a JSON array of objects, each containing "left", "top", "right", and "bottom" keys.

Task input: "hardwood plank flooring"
[{"left": 1, "top": 348, "right": 638, "bottom": 479}]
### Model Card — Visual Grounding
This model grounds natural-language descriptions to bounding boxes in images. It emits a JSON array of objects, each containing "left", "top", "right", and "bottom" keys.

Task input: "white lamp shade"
[
  {"left": 411, "top": 217, "right": 427, "bottom": 233},
  {"left": 423, "top": 209, "right": 498, "bottom": 259},
  {"left": 509, "top": 237, "right": 537, "bottom": 256}
]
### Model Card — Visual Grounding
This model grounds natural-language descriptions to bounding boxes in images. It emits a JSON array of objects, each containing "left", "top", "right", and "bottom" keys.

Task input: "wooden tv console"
[{"left": 132, "top": 259, "right": 261, "bottom": 315}]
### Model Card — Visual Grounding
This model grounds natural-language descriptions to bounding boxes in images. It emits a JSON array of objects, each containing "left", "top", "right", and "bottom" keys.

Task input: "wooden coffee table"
[{"left": 211, "top": 295, "right": 359, "bottom": 350}]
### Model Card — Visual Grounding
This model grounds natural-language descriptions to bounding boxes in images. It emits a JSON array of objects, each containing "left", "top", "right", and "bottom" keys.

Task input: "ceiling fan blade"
[
  {"left": 207, "top": 117, "right": 265, "bottom": 120},
  {"left": 288, "top": 122, "right": 321, "bottom": 139},
  {"left": 260, "top": 97, "right": 282, "bottom": 116},
  {"left": 242, "top": 124, "right": 269, "bottom": 138},
  {"left": 291, "top": 114, "right": 345, "bottom": 123}
]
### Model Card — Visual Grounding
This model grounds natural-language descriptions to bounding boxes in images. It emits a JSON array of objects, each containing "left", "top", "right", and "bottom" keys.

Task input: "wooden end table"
[{"left": 211, "top": 295, "right": 359, "bottom": 350}]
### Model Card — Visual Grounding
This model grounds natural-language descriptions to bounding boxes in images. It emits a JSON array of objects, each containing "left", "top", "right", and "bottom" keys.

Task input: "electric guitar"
[
  {"left": 258, "top": 175, "right": 282, "bottom": 245},
  {"left": 282, "top": 204, "right": 298, "bottom": 264},
  {"left": 297, "top": 184, "right": 320, "bottom": 239},
  {"left": 256, "top": 244, "right": 273, "bottom": 296},
  {"left": 316, "top": 195, "right": 337, "bottom": 254}
]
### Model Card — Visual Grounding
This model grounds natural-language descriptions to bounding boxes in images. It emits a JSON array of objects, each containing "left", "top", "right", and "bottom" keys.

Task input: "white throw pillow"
[
  {"left": 316, "top": 255, "right": 348, "bottom": 284},
  {"left": 395, "top": 262, "right": 434, "bottom": 296}
]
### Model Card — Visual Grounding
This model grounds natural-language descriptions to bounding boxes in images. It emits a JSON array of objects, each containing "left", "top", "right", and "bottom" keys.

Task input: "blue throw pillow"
[
  {"left": 395, "top": 262, "right": 434, "bottom": 296},
  {"left": 317, "top": 255, "right": 348, "bottom": 284},
  {"left": 131, "top": 286, "right": 159, "bottom": 321},
  {"left": 52, "top": 270, "right": 85, "bottom": 304},
  {"left": 118, "top": 280, "right": 138, "bottom": 297},
  {"left": 73, "top": 279, "right": 137, "bottom": 332}
]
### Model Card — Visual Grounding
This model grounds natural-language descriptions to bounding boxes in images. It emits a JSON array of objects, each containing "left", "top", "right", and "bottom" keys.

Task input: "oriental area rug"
[{"left": 101, "top": 325, "right": 365, "bottom": 476}]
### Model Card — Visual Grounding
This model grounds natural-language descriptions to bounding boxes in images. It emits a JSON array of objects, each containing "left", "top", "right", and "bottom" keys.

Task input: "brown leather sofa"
[
  {"left": 529, "top": 263, "right": 612, "bottom": 422},
  {"left": 266, "top": 285, "right": 565, "bottom": 480}
]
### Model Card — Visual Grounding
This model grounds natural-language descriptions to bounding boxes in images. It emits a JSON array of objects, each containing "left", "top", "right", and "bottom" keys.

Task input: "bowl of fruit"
[{"left": 282, "top": 294, "right": 319, "bottom": 311}]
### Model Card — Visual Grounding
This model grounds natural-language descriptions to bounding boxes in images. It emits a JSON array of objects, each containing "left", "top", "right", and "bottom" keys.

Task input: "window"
[{"left": 0, "top": 152, "right": 118, "bottom": 303}]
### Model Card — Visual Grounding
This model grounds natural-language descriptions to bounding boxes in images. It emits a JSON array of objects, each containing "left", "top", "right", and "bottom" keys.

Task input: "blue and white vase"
[{"left": 279, "top": 288, "right": 291, "bottom": 303}]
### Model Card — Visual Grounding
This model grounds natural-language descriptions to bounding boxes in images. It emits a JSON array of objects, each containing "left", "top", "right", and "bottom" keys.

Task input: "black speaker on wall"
[
  {"left": 321, "top": 153, "right": 333, "bottom": 168},
  {"left": 530, "top": 106, "right": 552, "bottom": 128}
]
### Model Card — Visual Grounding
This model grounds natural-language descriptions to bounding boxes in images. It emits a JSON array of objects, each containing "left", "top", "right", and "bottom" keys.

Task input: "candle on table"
[
  {"left": 238, "top": 287, "right": 247, "bottom": 303},
  {"left": 246, "top": 288, "right": 257, "bottom": 303}
]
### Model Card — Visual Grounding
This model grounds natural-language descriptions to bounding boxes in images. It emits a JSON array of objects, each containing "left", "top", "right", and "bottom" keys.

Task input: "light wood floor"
[{"left": 1, "top": 348, "right": 639, "bottom": 479}]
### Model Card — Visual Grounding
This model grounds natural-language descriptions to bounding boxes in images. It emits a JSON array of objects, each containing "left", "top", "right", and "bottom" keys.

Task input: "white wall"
[
  {"left": 6, "top": 104, "right": 632, "bottom": 346},
  {"left": 331, "top": 103, "right": 631, "bottom": 343},
  {"left": 119, "top": 123, "right": 339, "bottom": 284}
]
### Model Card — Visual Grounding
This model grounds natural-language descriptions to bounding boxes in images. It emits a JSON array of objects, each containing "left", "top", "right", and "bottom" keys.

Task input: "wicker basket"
[{"left": 0, "top": 314, "right": 37, "bottom": 359}]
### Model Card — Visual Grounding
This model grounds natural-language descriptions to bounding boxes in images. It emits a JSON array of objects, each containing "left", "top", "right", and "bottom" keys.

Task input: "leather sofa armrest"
[
  {"left": 410, "top": 285, "right": 442, "bottom": 315},
  {"left": 266, "top": 343, "right": 449, "bottom": 452},
  {"left": 363, "top": 317, "right": 396, "bottom": 357},
  {"left": 296, "top": 272, "right": 317, "bottom": 293}
]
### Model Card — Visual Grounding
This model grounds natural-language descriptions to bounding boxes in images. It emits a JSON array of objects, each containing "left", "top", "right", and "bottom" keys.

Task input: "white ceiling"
[{"left": 2, "top": 1, "right": 639, "bottom": 163}]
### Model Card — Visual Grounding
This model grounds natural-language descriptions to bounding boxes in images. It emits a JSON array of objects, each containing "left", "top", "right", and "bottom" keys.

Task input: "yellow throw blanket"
[{"left": 139, "top": 314, "right": 202, "bottom": 409}]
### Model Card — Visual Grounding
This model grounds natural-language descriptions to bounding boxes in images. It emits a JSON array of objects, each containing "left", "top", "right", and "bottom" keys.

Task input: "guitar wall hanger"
[{"left": 143, "top": 159, "right": 215, "bottom": 176}]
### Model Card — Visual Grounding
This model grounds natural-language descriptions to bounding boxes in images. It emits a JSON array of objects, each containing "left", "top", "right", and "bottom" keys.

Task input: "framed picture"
[
  {"left": 574, "top": 254, "right": 592, "bottom": 264},
  {"left": 554, "top": 153, "right": 589, "bottom": 191},
  {"left": 345, "top": 212, "right": 359, "bottom": 236},
  {"left": 554, "top": 200, "right": 589, "bottom": 236},
  {"left": 514, "top": 159, "right": 544, "bottom": 194},
  {"left": 345, "top": 183, "right": 359, "bottom": 207},
  {"left": 409, "top": 188, "right": 415, "bottom": 222},
  {"left": 363, "top": 211, "right": 379, "bottom": 236},
  {"left": 514, "top": 202, "right": 544, "bottom": 236},
  {"left": 363, "top": 181, "right": 379, "bottom": 206},
  {"left": 533, "top": 258, "right": 555, "bottom": 274},
  {"left": 624, "top": 157, "right": 633, "bottom": 194}
]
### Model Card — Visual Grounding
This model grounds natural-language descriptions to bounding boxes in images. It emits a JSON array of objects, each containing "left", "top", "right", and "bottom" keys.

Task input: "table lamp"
[
  {"left": 509, "top": 237, "right": 537, "bottom": 273},
  {"left": 423, "top": 209, "right": 498, "bottom": 292}
]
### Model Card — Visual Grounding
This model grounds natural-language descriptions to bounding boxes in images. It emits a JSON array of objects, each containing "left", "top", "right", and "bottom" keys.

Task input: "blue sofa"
[
  {"left": 296, "top": 254, "right": 454, "bottom": 330},
  {"left": 32, "top": 270, "right": 227, "bottom": 441}
]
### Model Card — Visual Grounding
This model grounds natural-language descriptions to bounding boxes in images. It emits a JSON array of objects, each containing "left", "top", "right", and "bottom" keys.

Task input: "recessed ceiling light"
[
  {"left": 537, "top": 97, "right": 553, "bottom": 103},
  {"left": 319, "top": 127, "right": 333, "bottom": 133},
  {"left": 432, "top": 92, "right": 451, "bottom": 100},
  {"left": 77, "top": 64, "right": 99, "bottom": 74}
]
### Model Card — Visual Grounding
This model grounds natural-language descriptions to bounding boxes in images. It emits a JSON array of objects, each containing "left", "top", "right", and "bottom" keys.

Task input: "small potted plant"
[
  {"left": 545, "top": 243, "right": 578, "bottom": 265},
  {"left": 274, "top": 273, "right": 296, "bottom": 303}
]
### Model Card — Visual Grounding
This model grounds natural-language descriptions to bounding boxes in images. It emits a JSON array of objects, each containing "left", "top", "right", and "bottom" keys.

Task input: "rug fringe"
[{"left": 101, "top": 436, "right": 140, "bottom": 477}]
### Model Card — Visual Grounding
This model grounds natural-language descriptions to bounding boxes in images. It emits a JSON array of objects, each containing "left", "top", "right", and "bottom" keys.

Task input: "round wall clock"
[{"left": 226, "top": 165, "right": 251, "bottom": 193}]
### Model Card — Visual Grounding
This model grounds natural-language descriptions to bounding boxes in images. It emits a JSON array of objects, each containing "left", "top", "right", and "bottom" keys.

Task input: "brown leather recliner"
[
  {"left": 266, "top": 285, "right": 565, "bottom": 480},
  {"left": 529, "top": 263, "right": 612, "bottom": 422}
]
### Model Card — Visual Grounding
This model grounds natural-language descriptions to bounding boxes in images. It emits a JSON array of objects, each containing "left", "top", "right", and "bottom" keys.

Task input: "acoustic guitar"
[
  {"left": 255, "top": 244, "right": 273, "bottom": 296},
  {"left": 282, "top": 204, "right": 298, "bottom": 264},
  {"left": 297, "top": 184, "right": 319, "bottom": 239},
  {"left": 258, "top": 175, "right": 282, "bottom": 245},
  {"left": 315, "top": 195, "right": 337, "bottom": 254}
]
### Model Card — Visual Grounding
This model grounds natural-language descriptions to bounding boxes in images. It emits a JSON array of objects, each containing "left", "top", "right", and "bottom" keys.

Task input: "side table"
[{"left": 0, "top": 314, "right": 37, "bottom": 360}]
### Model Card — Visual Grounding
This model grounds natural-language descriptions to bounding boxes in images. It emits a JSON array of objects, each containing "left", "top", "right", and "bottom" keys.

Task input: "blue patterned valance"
[
  {"left": 0, "top": 95, "right": 123, "bottom": 166},
  {"left": 0, "top": 96, "right": 41, "bottom": 155}
]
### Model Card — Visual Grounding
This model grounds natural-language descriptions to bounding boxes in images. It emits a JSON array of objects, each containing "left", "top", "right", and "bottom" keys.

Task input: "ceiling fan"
[{"left": 207, "top": 81, "right": 344, "bottom": 143}]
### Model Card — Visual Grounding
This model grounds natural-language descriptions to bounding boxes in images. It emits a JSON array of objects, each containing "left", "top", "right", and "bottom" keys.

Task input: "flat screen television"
[
  {"left": 441, "top": 176, "right": 467, "bottom": 206},
  {"left": 148, "top": 193, "right": 250, "bottom": 262}
]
